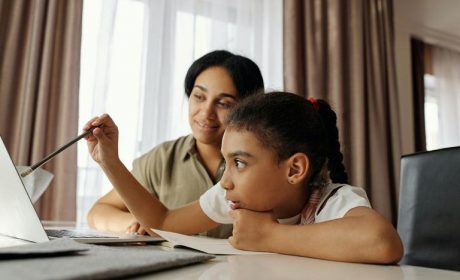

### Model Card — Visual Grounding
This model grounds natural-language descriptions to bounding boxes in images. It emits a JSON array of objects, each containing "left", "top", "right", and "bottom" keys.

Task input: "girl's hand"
[
  {"left": 228, "top": 209, "right": 277, "bottom": 252},
  {"left": 83, "top": 114, "right": 119, "bottom": 167}
]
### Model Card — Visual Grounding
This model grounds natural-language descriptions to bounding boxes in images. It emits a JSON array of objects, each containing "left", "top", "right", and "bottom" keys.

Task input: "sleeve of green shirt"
[{"left": 131, "top": 149, "right": 160, "bottom": 198}]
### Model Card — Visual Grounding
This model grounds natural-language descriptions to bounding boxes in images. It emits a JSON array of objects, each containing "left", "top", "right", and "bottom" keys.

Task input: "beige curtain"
[
  {"left": 284, "top": 0, "right": 401, "bottom": 223},
  {"left": 0, "top": 0, "right": 83, "bottom": 221}
]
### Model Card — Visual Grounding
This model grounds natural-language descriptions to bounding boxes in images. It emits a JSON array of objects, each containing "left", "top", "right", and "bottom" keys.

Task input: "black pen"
[{"left": 20, "top": 126, "right": 100, "bottom": 177}]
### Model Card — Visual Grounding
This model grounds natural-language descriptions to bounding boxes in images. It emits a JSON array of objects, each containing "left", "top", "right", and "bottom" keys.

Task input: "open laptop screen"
[
  {"left": 0, "top": 137, "right": 49, "bottom": 242},
  {"left": 0, "top": 137, "right": 164, "bottom": 244}
]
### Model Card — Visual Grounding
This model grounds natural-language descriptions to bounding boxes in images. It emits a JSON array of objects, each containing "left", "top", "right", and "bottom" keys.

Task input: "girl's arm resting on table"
[
  {"left": 231, "top": 206, "right": 403, "bottom": 264},
  {"left": 100, "top": 158, "right": 219, "bottom": 236}
]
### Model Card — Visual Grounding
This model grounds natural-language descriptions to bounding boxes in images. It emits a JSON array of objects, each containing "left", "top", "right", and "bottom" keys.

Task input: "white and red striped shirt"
[{"left": 200, "top": 182, "right": 371, "bottom": 225}]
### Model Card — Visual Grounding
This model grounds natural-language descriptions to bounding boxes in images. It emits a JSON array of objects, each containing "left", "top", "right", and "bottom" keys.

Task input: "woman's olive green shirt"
[{"left": 131, "top": 135, "right": 231, "bottom": 238}]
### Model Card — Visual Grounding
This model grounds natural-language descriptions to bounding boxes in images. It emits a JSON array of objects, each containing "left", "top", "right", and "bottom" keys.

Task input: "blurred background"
[{"left": 0, "top": 0, "right": 459, "bottom": 226}]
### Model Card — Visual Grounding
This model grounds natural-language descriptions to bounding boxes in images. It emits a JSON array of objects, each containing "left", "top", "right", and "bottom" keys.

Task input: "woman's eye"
[
  {"left": 234, "top": 159, "right": 246, "bottom": 169},
  {"left": 218, "top": 102, "right": 232, "bottom": 109},
  {"left": 217, "top": 99, "right": 235, "bottom": 109},
  {"left": 193, "top": 93, "right": 205, "bottom": 101}
]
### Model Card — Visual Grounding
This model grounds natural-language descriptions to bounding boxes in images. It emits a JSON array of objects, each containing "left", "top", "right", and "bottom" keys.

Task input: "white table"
[
  {"left": 1, "top": 231, "right": 459, "bottom": 280},
  {"left": 138, "top": 251, "right": 460, "bottom": 280}
]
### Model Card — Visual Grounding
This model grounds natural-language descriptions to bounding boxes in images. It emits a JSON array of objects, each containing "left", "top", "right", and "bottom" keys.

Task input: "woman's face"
[
  {"left": 220, "top": 129, "right": 302, "bottom": 218},
  {"left": 189, "top": 67, "right": 238, "bottom": 147}
]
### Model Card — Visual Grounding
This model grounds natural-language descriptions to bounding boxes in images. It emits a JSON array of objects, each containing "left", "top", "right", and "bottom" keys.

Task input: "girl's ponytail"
[{"left": 316, "top": 100, "right": 349, "bottom": 184}]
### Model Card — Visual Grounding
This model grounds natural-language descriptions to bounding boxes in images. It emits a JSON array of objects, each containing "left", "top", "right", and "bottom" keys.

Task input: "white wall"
[{"left": 394, "top": 0, "right": 460, "bottom": 154}]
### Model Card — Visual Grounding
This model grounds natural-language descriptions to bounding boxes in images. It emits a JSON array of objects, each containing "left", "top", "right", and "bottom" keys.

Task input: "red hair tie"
[{"left": 308, "top": 97, "right": 320, "bottom": 112}]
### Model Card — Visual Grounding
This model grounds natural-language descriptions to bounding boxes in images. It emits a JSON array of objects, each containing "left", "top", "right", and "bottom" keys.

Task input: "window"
[
  {"left": 77, "top": 0, "right": 283, "bottom": 224},
  {"left": 423, "top": 44, "right": 460, "bottom": 151},
  {"left": 77, "top": 0, "right": 148, "bottom": 223},
  {"left": 423, "top": 74, "right": 439, "bottom": 150}
]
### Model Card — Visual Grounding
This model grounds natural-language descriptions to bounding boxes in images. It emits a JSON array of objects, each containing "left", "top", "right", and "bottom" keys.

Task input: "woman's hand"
[
  {"left": 126, "top": 221, "right": 148, "bottom": 235},
  {"left": 228, "top": 209, "right": 277, "bottom": 252},
  {"left": 83, "top": 114, "right": 119, "bottom": 167}
]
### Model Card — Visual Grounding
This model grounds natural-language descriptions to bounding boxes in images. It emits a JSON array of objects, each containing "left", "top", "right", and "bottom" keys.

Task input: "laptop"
[{"left": 0, "top": 136, "right": 163, "bottom": 244}]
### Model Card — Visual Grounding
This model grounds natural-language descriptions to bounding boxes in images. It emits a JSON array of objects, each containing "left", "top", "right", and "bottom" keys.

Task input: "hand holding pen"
[
  {"left": 83, "top": 114, "right": 120, "bottom": 168},
  {"left": 21, "top": 113, "right": 119, "bottom": 177},
  {"left": 20, "top": 125, "right": 101, "bottom": 177}
]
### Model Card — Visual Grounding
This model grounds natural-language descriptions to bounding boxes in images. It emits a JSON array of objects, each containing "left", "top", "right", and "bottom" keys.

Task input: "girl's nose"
[{"left": 220, "top": 169, "right": 234, "bottom": 191}]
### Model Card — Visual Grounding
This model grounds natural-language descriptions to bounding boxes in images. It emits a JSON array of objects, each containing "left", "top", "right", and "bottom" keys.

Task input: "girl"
[
  {"left": 85, "top": 91, "right": 403, "bottom": 263},
  {"left": 86, "top": 50, "right": 264, "bottom": 238}
]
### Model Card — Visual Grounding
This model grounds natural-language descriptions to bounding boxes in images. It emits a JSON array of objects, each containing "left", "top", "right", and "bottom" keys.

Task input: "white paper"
[
  {"left": 152, "top": 229, "right": 272, "bottom": 255},
  {"left": 15, "top": 166, "right": 54, "bottom": 203}
]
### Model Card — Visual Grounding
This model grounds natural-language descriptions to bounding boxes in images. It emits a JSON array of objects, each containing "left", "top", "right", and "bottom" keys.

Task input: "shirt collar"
[
  {"left": 277, "top": 214, "right": 301, "bottom": 225},
  {"left": 182, "top": 135, "right": 197, "bottom": 161}
]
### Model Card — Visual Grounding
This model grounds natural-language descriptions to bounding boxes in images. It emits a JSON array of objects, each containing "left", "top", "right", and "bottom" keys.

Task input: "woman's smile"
[{"left": 194, "top": 120, "right": 220, "bottom": 132}]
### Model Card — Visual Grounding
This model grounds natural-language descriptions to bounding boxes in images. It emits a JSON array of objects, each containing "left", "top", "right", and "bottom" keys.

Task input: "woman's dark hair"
[
  {"left": 184, "top": 50, "right": 264, "bottom": 99},
  {"left": 226, "top": 91, "right": 348, "bottom": 189}
]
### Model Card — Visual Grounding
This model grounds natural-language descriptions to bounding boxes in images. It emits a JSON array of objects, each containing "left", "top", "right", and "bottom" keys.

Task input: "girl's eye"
[{"left": 234, "top": 159, "right": 246, "bottom": 169}]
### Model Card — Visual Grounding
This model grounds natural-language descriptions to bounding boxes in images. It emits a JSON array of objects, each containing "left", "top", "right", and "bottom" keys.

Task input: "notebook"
[
  {"left": 0, "top": 136, "right": 163, "bottom": 244},
  {"left": 153, "top": 229, "right": 272, "bottom": 255}
]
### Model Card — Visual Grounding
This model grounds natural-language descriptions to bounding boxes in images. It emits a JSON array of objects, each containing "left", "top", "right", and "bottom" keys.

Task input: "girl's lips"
[{"left": 228, "top": 201, "right": 240, "bottom": 210}]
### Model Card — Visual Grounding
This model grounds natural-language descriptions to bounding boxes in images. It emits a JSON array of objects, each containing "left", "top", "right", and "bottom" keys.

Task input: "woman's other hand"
[{"left": 126, "top": 221, "right": 148, "bottom": 235}]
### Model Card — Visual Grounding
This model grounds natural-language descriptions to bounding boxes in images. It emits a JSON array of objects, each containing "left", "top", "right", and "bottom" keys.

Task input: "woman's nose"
[{"left": 201, "top": 102, "right": 217, "bottom": 119}]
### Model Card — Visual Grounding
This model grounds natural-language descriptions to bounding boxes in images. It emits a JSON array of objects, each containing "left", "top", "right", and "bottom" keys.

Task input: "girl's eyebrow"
[
  {"left": 227, "top": 151, "right": 253, "bottom": 158},
  {"left": 193, "top": 85, "right": 236, "bottom": 99}
]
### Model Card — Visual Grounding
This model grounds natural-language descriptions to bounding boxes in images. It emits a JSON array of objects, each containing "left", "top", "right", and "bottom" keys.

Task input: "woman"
[{"left": 86, "top": 50, "right": 264, "bottom": 238}]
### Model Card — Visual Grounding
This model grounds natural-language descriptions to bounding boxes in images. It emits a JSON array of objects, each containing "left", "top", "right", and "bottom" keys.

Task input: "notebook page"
[{"left": 152, "top": 229, "right": 272, "bottom": 255}]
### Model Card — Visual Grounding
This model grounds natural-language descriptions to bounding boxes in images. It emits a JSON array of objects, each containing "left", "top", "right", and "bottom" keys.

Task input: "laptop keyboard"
[{"left": 45, "top": 229, "right": 118, "bottom": 239}]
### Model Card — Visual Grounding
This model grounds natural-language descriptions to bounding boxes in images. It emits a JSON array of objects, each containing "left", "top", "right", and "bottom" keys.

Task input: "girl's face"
[
  {"left": 220, "top": 129, "right": 304, "bottom": 218},
  {"left": 189, "top": 67, "right": 238, "bottom": 147}
]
